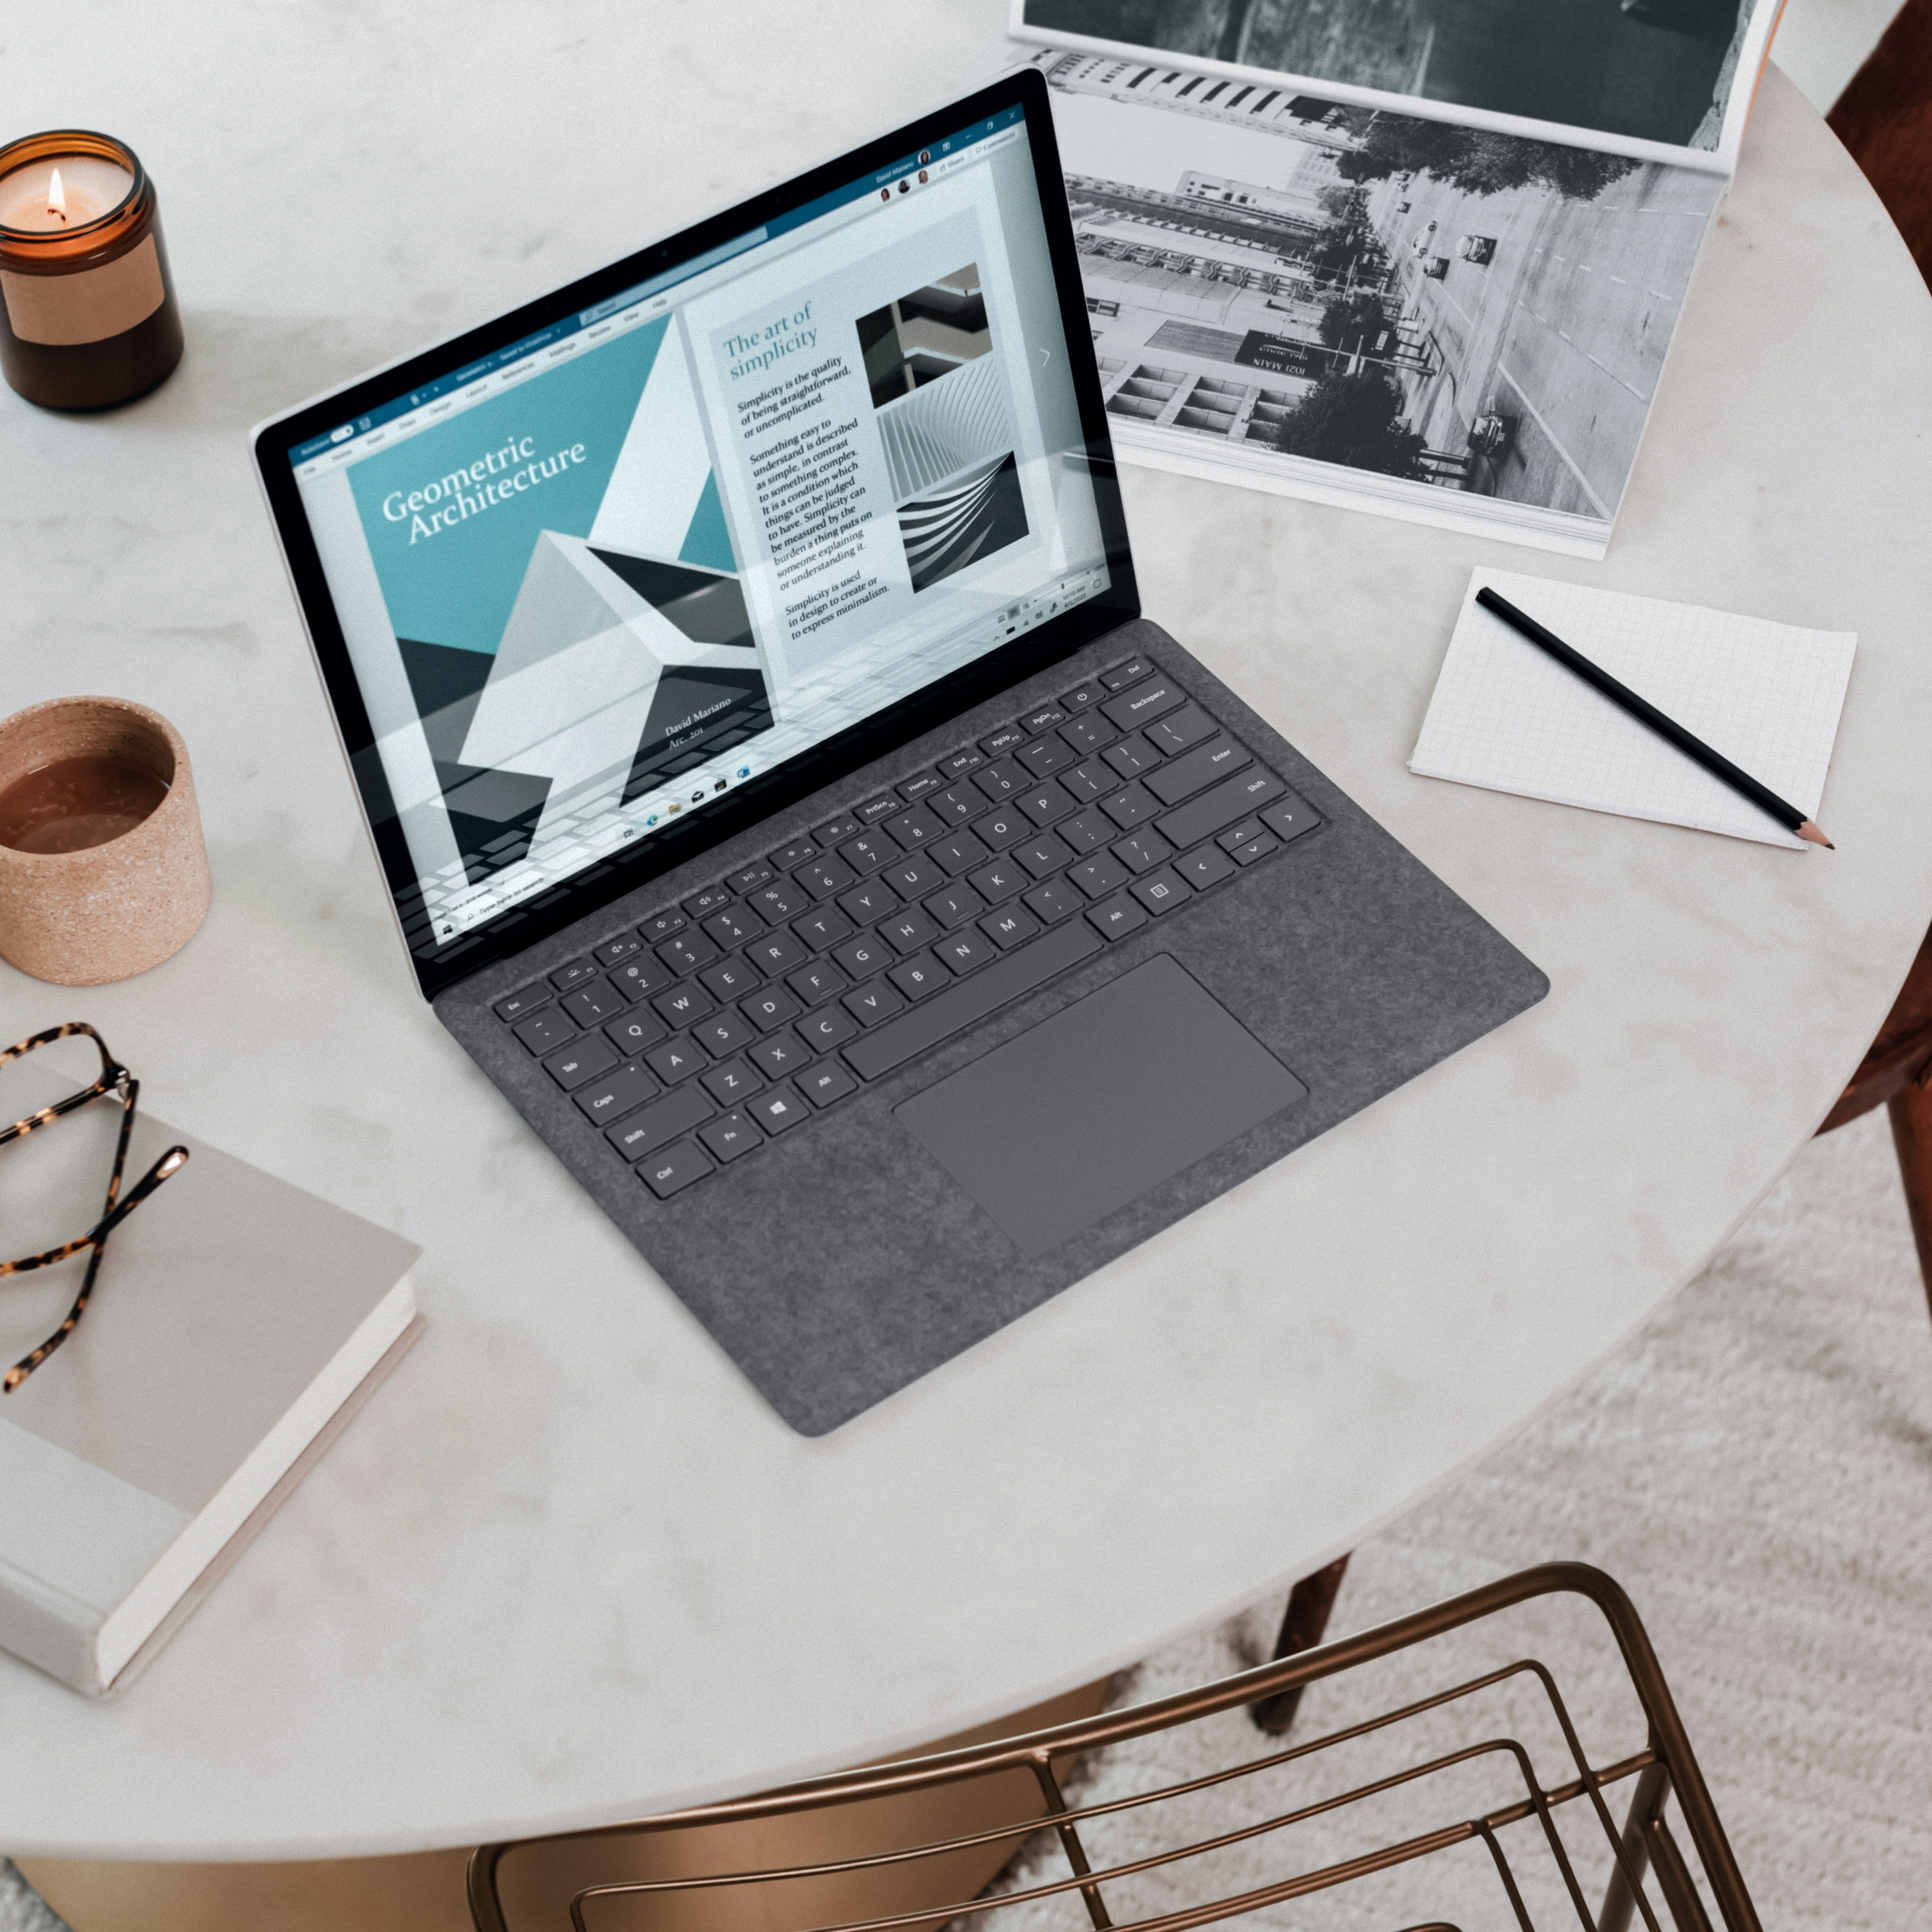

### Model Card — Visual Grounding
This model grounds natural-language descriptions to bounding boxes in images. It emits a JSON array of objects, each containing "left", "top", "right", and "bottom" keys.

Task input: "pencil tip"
[{"left": 1796, "top": 820, "right": 1834, "bottom": 850}]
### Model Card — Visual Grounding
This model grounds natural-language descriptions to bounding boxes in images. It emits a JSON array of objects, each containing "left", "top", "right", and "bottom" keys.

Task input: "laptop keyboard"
[{"left": 491, "top": 656, "right": 1320, "bottom": 1200}]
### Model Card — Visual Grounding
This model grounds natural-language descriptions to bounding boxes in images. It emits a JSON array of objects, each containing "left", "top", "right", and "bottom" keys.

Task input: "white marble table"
[{"left": 3, "top": 1, "right": 1931, "bottom": 1871}]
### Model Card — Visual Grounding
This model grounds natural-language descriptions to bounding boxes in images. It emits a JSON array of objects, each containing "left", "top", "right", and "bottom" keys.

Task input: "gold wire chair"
[{"left": 467, "top": 1563, "right": 1759, "bottom": 1932}]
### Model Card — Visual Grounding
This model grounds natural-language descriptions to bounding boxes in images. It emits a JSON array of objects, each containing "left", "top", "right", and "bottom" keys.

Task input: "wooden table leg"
[
  {"left": 1888, "top": 1069, "right": 1932, "bottom": 1332},
  {"left": 1250, "top": 1554, "right": 1350, "bottom": 1735}
]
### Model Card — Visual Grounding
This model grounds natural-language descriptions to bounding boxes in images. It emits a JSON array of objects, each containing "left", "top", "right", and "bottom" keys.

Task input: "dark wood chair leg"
[
  {"left": 1250, "top": 1554, "right": 1349, "bottom": 1734},
  {"left": 1887, "top": 1069, "right": 1932, "bottom": 1333}
]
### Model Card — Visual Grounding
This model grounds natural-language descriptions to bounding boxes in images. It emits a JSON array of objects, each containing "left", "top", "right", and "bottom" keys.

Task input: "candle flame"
[{"left": 48, "top": 167, "right": 66, "bottom": 222}]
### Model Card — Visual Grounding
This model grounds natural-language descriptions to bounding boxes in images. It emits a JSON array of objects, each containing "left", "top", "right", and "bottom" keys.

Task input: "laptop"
[{"left": 254, "top": 68, "right": 1546, "bottom": 1434}]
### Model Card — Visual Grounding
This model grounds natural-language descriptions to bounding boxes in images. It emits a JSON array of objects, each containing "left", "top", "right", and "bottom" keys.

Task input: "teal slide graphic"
[{"left": 350, "top": 317, "right": 731, "bottom": 657}]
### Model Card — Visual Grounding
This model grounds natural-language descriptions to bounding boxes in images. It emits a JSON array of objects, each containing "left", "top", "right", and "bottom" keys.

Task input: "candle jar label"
[{"left": 1, "top": 234, "right": 164, "bottom": 346}]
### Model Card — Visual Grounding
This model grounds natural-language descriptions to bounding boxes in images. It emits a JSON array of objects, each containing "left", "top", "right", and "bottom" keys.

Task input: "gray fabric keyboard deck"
[{"left": 437, "top": 620, "right": 1549, "bottom": 1434}]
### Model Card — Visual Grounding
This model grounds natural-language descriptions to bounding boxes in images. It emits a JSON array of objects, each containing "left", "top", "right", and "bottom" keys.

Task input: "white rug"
[{"left": 5, "top": 1109, "right": 1929, "bottom": 1930}]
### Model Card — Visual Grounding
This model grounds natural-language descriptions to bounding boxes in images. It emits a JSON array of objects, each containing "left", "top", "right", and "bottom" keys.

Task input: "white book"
[{"left": 0, "top": 1067, "right": 420, "bottom": 1697}]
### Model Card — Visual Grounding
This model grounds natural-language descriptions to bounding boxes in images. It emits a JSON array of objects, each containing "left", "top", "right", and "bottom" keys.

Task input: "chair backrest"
[{"left": 469, "top": 1563, "right": 1760, "bottom": 1932}]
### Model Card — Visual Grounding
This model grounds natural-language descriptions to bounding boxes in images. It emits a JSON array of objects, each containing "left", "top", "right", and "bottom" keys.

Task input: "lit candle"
[
  {"left": 0, "top": 129, "right": 182, "bottom": 409},
  {"left": 0, "top": 153, "right": 134, "bottom": 233}
]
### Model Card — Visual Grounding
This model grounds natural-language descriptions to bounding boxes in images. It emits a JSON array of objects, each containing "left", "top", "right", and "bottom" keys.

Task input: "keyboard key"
[
  {"left": 657, "top": 931, "right": 717, "bottom": 975},
  {"left": 936, "top": 928, "right": 998, "bottom": 975},
  {"left": 1061, "top": 808, "right": 1112, "bottom": 853},
  {"left": 1260, "top": 795, "right": 1321, "bottom": 846},
  {"left": 939, "top": 745, "right": 987, "bottom": 778},
  {"left": 980, "top": 905, "right": 1041, "bottom": 949},
  {"left": 842, "top": 980, "right": 908, "bottom": 1027},
  {"left": 637, "top": 1138, "right": 714, "bottom": 1199},
  {"left": 838, "top": 877, "right": 901, "bottom": 924},
  {"left": 785, "top": 959, "right": 848, "bottom": 1006},
  {"left": 1102, "top": 677, "right": 1185, "bottom": 732},
  {"left": 653, "top": 982, "right": 715, "bottom": 1028},
  {"left": 747, "top": 1084, "right": 808, "bottom": 1134},
  {"left": 1015, "top": 833, "right": 1072, "bottom": 879},
  {"left": 1112, "top": 829, "right": 1175, "bottom": 873},
  {"left": 797, "top": 856, "right": 856, "bottom": 899},
  {"left": 1176, "top": 843, "right": 1237, "bottom": 891},
  {"left": 1145, "top": 704, "right": 1219, "bottom": 756},
  {"left": 549, "top": 957, "right": 600, "bottom": 993},
  {"left": 770, "top": 838, "right": 818, "bottom": 869},
  {"left": 1021, "top": 703, "right": 1068, "bottom": 734},
  {"left": 1086, "top": 894, "right": 1149, "bottom": 941},
  {"left": 968, "top": 857, "right": 1027, "bottom": 903},
  {"left": 1157, "top": 768, "right": 1290, "bottom": 850},
  {"left": 1063, "top": 758, "right": 1113, "bottom": 802},
  {"left": 1018, "top": 781, "right": 1074, "bottom": 827},
  {"left": 1060, "top": 678, "right": 1106, "bottom": 710},
  {"left": 881, "top": 853, "right": 946, "bottom": 899},
  {"left": 889, "top": 951, "right": 953, "bottom": 1000},
  {"left": 684, "top": 884, "right": 734, "bottom": 919},
  {"left": 1099, "top": 656, "right": 1154, "bottom": 691},
  {"left": 975, "top": 804, "right": 1028, "bottom": 849},
  {"left": 750, "top": 1029, "right": 811, "bottom": 1078},
  {"left": 1217, "top": 819, "right": 1266, "bottom": 853},
  {"left": 974, "top": 757, "right": 1027, "bottom": 800},
  {"left": 494, "top": 987, "right": 551, "bottom": 1024},
  {"left": 1146, "top": 736, "right": 1252, "bottom": 807},
  {"left": 897, "top": 770, "right": 944, "bottom": 803},
  {"left": 700, "top": 1111, "right": 764, "bottom": 1162},
  {"left": 924, "top": 881, "right": 987, "bottom": 927},
  {"left": 1102, "top": 733, "right": 1162, "bottom": 779},
  {"left": 840, "top": 830, "right": 896, "bottom": 873},
  {"left": 792, "top": 906, "right": 853, "bottom": 952},
  {"left": 979, "top": 724, "right": 1027, "bottom": 758},
  {"left": 514, "top": 1009, "right": 576, "bottom": 1055},
  {"left": 606, "top": 1089, "right": 714, "bottom": 1159},
  {"left": 702, "top": 904, "right": 764, "bottom": 949},
  {"left": 1072, "top": 852, "right": 1131, "bottom": 899},
  {"left": 1023, "top": 878, "right": 1085, "bottom": 925},
  {"left": 576, "top": 1060, "right": 661, "bottom": 1126},
  {"left": 695, "top": 1011, "right": 757, "bottom": 1057},
  {"left": 748, "top": 931, "right": 810, "bottom": 975},
  {"left": 750, "top": 879, "right": 811, "bottom": 922},
  {"left": 1232, "top": 831, "right": 1280, "bottom": 865},
  {"left": 842, "top": 916, "right": 1103, "bottom": 1082},
  {"left": 881, "top": 908, "right": 941, "bottom": 954},
  {"left": 563, "top": 981, "right": 626, "bottom": 1027},
  {"left": 1017, "top": 735, "right": 1075, "bottom": 778},
  {"left": 701, "top": 1057, "right": 763, "bottom": 1104},
  {"left": 798, "top": 1061, "right": 857, "bottom": 1108},
  {"left": 611, "top": 954, "right": 673, "bottom": 1001},
  {"left": 543, "top": 1035, "right": 620, "bottom": 1090},
  {"left": 639, "top": 909, "right": 687, "bottom": 942},
  {"left": 593, "top": 934, "right": 641, "bottom": 968},
  {"left": 886, "top": 804, "right": 944, "bottom": 849},
  {"left": 645, "top": 1036, "right": 707, "bottom": 1084},
  {"left": 1131, "top": 866, "right": 1193, "bottom": 914},
  {"left": 1099, "top": 782, "right": 1159, "bottom": 830},
  {"left": 604, "top": 1010, "right": 667, "bottom": 1055},
  {"left": 797, "top": 1004, "right": 859, "bottom": 1052},
  {"left": 813, "top": 815, "right": 863, "bottom": 845},
  {"left": 931, "top": 783, "right": 984, "bottom": 826},
  {"left": 833, "top": 932, "right": 896, "bottom": 979},
  {"left": 1059, "top": 713, "right": 1115, "bottom": 756},
  {"left": 856, "top": 795, "right": 900, "bottom": 825},
  {"left": 729, "top": 862, "right": 775, "bottom": 894},
  {"left": 699, "top": 955, "right": 762, "bottom": 1002},
  {"left": 740, "top": 985, "right": 801, "bottom": 1030},
  {"left": 929, "top": 829, "right": 990, "bottom": 876}
]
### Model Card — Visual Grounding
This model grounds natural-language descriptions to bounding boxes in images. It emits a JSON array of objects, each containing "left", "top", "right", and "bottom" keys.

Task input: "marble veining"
[{"left": 0, "top": 2, "right": 1929, "bottom": 1862}]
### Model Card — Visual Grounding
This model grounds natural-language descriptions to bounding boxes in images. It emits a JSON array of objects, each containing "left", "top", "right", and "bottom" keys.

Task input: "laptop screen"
[{"left": 268, "top": 81, "right": 1128, "bottom": 990}]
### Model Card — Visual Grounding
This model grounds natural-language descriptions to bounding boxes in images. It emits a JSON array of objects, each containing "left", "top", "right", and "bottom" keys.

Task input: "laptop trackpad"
[{"left": 895, "top": 953, "right": 1309, "bottom": 1260}]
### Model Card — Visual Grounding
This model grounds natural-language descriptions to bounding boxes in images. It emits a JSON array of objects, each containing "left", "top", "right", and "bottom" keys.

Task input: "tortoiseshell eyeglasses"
[{"left": 1, "top": 1022, "right": 189, "bottom": 1392}]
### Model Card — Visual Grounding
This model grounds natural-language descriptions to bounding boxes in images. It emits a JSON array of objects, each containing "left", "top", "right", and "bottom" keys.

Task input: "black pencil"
[{"left": 1474, "top": 586, "right": 1834, "bottom": 850}]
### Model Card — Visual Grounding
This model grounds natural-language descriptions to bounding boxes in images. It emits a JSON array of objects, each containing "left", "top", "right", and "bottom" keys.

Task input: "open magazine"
[{"left": 1008, "top": 0, "right": 1788, "bottom": 555}]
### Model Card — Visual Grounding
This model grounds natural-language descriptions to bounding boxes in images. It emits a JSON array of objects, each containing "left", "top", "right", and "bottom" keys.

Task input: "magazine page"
[
  {"left": 1027, "top": 51, "right": 1726, "bottom": 556},
  {"left": 1010, "top": 0, "right": 1786, "bottom": 167}
]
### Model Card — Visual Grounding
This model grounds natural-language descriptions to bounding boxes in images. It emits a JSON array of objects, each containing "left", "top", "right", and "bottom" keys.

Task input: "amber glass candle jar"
[{"left": 0, "top": 130, "right": 184, "bottom": 410}]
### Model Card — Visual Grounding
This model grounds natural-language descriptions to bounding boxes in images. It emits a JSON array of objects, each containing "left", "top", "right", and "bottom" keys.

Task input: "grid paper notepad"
[{"left": 1410, "top": 571, "right": 1857, "bottom": 849}]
